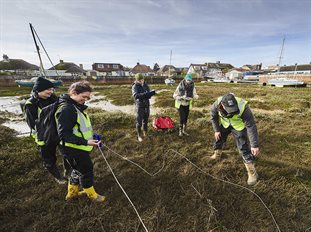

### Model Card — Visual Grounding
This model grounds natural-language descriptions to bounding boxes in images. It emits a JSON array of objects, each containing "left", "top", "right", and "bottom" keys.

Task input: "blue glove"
[{"left": 93, "top": 133, "right": 102, "bottom": 148}]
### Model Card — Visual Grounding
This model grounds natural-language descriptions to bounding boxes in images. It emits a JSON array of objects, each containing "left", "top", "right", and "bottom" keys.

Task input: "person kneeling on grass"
[{"left": 55, "top": 81, "right": 105, "bottom": 202}]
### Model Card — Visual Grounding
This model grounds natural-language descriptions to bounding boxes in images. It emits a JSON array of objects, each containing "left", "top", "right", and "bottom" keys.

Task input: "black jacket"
[
  {"left": 132, "top": 81, "right": 151, "bottom": 108},
  {"left": 55, "top": 94, "right": 89, "bottom": 147},
  {"left": 25, "top": 93, "right": 57, "bottom": 130}
]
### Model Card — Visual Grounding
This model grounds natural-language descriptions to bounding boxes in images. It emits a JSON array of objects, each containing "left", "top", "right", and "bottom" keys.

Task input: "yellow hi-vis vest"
[
  {"left": 217, "top": 96, "right": 248, "bottom": 131},
  {"left": 56, "top": 105, "right": 93, "bottom": 152},
  {"left": 25, "top": 99, "right": 42, "bottom": 143},
  {"left": 175, "top": 99, "right": 193, "bottom": 110}
]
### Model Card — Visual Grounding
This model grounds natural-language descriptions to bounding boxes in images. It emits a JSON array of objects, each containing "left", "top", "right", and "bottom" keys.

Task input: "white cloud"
[{"left": 1, "top": 0, "right": 310, "bottom": 69}]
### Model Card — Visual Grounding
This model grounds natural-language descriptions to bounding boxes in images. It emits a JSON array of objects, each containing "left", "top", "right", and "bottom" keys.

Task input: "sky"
[{"left": 0, "top": 0, "right": 311, "bottom": 70}]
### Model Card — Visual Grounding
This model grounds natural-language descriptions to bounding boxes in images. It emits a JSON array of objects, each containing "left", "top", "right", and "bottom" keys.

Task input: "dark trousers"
[
  {"left": 213, "top": 126, "right": 255, "bottom": 163},
  {"left": 59, "top": 146, "right": 94, "bottom": 188},
  {"left": 136, "top": 107, "right": 150, "bottom": 131},
  {"left": 40, "top": 144, "right": 71, "bottom": 178},
  {"left": 178, "top": 105, "right": 190, "bottom": 125}
]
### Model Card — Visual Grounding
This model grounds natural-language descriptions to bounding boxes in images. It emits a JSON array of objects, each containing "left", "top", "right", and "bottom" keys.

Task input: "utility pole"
[{"left": 277, "top": 36, "right": 285, "bottom": 74}]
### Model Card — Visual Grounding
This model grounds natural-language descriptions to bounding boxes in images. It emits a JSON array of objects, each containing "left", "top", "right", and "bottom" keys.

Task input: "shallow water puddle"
[
  {"left": 0, "top": 96, "right": 29, "bottom": 136},
  {"left": 1, "top": 95, "right": 162, "bottom": 135},
  {"left": 0, "top": 96, "right": 23, "bottom": 114},
  {"left": 2, "top": 121, "right": 30, "bottom": 137},
  {"left": 87, "top": 94, "right": 161, "bottom": 115}
]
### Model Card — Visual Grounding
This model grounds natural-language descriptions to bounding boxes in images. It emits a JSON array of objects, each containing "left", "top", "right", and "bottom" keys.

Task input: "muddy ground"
[{"left": 0, "top": 83, "right": 310, "bottom": 232}]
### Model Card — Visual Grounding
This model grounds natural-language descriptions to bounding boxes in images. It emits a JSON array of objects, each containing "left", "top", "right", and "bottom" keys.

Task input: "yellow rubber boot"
[
  {"left": 244, "top": 163, "right": 259, "bottom": 185},
  {"left": 65, "top": 183, "right": 79, "bottom": 201},
  {"left": 83, "top": 186, "right": 106, "bottom": 203},
  {"left": 78, "top": 190, "right": 87, "bottom": 197}
]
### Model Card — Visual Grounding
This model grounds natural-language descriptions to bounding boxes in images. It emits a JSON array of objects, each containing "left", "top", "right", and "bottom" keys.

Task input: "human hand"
[
  {"left": 214, "top": 132, "right": 221, "bottom": 141},
  {"left": 93, "top": 133, "right": 103, "bottom": 148},
  {"left": 251, "top": 147, "right": 260, "bottom": 156},
  {"left": 87, "top": 139, "right": 102, "bottom": 147}
]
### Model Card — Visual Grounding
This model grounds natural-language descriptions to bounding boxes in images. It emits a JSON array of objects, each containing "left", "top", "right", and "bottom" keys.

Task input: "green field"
[{"left": 0, "top": 83, "right": 310, "bottom": 231}]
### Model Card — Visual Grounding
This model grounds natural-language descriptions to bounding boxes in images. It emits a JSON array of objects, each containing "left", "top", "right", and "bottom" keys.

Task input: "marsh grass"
[{"left": 0, "top": 84, "right": 310, "bottom": 231}]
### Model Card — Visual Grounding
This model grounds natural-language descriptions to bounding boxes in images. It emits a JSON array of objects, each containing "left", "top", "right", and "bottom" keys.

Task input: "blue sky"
[{"left": 1, "top": 0, "right": 310, "bottom": 69}]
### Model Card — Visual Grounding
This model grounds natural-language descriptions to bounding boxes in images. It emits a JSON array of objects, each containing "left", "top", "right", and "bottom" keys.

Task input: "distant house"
[
  {"left": 123, "top": 66, "right": 131, "bottom": 76},
  {"left": 0, "top": 54, "right": 39, "bottom": 76},
  {"left": 278, "top": 63, "right": 311, "bottom": 75},
  {"left": 189, "top": 61, "right": 234, "bottom": 78},
  {"left": 175, "top": 67, "right": 188, "bottom": 77},
  {"left": 227, "top": 64, "right": 263, "bottom": 80},
  {"left": 92, "top": 63, "right": 126, "bottom": 77},
  {"left": 157, "top": 65, "right": 176, "bottom": 77},
  {"left": 188, "top": 64, "right": 208, "bottom": 77},
  {"left": 130, "top": 62, "right": 154, "bottom": 76},
  {"left": 241, "top": 63, "right": 262, "bottom": 71},
  {"left": 47, "top": 60, "right": 85, "bottom": 78},
  {"left": 225, "top": 68, "right": 245, "bottom": 80}
]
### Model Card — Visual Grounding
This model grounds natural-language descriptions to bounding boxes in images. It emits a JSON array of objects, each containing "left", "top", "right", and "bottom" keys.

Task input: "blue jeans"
[{"left": 213, "top": 125, "right": 255, "bottom": 163}]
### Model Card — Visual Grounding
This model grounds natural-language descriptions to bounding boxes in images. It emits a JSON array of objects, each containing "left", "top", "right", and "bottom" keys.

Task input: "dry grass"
[{"left": 0, "top": 83, "right": 310, "bottom": 232}]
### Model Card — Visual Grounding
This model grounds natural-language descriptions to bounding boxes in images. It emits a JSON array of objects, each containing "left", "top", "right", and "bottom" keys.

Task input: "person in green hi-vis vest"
[
  {"left": 173, "top": 73, "right": 199, "bottom": 137},
  {"left": 55, "top": 81, "right": 106, "bottom": 202},
  {"left": 24, "top": 76, "right": 70, "bottom": 184},
  {"left": 210, "top": 93, "right": 260, "bottom": 185}
]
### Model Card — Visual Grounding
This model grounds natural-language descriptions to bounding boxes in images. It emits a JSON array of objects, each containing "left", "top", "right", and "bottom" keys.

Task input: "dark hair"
[{"left": 68, "top": 81, "right": 92, "bottom": 94}]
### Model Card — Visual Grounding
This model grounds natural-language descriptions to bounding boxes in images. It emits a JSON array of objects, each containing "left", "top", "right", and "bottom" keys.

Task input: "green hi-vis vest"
[
  {"left": 25, "top": 99, "right": 42, "bottom": 143},
  {"left": 175, "top": 99, "right": 193, "bottom": 110},
  {"left": 217, "top": 96, "right": 248, "bottom": 131},
  {"left": 56, "top": 105, "right": 93, "bottom": 152}
]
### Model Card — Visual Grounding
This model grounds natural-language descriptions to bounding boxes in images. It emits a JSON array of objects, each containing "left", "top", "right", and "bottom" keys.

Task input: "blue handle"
[{"left": 93, "top": 133, "right": 102, "bottom": 148}]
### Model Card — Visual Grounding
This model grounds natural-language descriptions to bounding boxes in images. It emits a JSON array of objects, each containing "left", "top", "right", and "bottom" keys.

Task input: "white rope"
[
  {"left": 103, "top": 143, "right": 167, "bottom": 176},
  {"left": 97, "top": 146, "right": 149, "bottom": 232},
  {"left": 169, "top": 149, "right": 281, "bottom": 232},
  {"left": 101, "top": 144, "right": 281, "bottom": 232}
]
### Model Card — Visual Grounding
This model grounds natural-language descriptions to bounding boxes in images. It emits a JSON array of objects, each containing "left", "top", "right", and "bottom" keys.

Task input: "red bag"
[{"left": 152, "top": 117, "right": 175, "bottom": 130}]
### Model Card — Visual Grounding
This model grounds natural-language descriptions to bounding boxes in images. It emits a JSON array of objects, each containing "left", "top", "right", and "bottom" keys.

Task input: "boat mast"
[
  {"left": 29, "top": 23, "right": 47, "bottom": 77},
  {"left": 277, "top": 36, "right": 285, "bottom": 73}
]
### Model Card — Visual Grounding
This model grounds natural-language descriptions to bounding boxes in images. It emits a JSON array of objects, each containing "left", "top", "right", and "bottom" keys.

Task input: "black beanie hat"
[{"left": 32, "top": 77, "right": 54, "bottom": 92}]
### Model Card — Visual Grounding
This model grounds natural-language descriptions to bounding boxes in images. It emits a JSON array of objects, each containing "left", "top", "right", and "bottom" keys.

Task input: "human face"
[
  {"left": 38, "top": 88, "right": 54, "bottom": 99},
  {"left": 70, "top": 91, "right": 91, "bottom": 105}
]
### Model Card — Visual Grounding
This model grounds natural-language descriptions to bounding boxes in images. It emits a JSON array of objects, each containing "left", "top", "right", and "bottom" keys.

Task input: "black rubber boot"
[
  {"left": 182, "top": 124, "right": 190, "bottom": 136},
  {"left": 136, "top": 126, "right": 143, "bottom": 142},
  {"left": 46, "top": 164, "right": 67, "bottom": 184},
  {"left": 179, "top": 124, "right": 183, "bottom": 137},
  {"left": 143, "top": 123, "right": 148, "bottom": 137}
]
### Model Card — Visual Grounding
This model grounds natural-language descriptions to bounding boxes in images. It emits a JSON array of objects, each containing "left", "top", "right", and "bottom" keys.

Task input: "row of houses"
[{"left": 1, "top": 54, "right": 311, "bottom": 80}]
